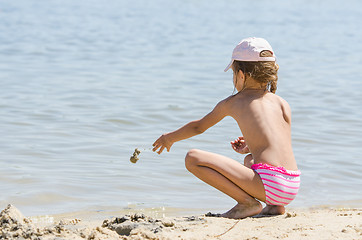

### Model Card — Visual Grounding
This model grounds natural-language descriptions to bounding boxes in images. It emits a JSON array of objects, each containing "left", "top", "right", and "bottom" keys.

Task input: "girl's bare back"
[{"left": 226, "top": 89, "right": 297, "bottom": 170}]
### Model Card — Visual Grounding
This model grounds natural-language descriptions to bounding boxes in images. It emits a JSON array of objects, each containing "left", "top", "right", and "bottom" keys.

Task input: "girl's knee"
[
  {"left": 185, "top": 149, "right": 201, "bottom": 171},
  {"left": 244, "top": 154, "right": 254, "bottom": 168}
]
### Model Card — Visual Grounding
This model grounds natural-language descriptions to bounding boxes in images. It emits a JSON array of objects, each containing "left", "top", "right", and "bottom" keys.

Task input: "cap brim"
[{"left": 224, "top": 60, "right": 234, "bottom": 72}]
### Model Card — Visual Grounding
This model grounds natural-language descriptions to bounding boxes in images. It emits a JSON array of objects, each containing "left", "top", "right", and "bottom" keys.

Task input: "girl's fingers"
[
  {"left": 157, "top": 146, "right": 165, "bottom": 154},
  {"left": 152, "top": 141, "right": 160, "bottom": 150},
  {"left": 153, "top": 137, "right": 161, "bottom": 145},
  {"left": 232, "top": 136, "right": 244, "bottom": 143},
  {"left": 152, "top": 141, "right": 162, "bottom": 152}
]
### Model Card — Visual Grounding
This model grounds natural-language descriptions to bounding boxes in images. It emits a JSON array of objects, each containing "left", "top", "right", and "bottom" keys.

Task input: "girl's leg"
[
  {"left": 185, "top": 149, "right": 266, "bottom": 219},
  {"left": 260, "top": 205, "right": 285, "bottom": 215},
  {"left": 243, "top": 154, "right": 285, "bottom": 215},
  {"left": 243, "top": 154, "right": 254, "bottom": 168}
]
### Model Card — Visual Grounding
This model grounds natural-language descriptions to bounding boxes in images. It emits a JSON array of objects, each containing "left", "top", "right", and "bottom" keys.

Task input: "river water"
[{"left": 0, "top": 0, "right": 361, "bottom": 217}]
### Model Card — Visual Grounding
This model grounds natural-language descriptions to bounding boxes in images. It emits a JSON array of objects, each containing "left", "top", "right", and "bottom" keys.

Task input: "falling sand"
[{"left": 130, "top": 148, "right": 141, "bottom": 163}]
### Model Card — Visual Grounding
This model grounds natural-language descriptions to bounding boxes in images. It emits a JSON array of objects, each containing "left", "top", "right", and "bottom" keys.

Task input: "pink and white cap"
[{"left": 224, "top": 37, "right": 276, "bottom": 72}]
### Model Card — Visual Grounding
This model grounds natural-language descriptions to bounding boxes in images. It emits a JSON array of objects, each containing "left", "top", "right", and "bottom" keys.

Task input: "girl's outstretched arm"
[{"left": 152, "top": 98, "right": 230, "bottom": 154}]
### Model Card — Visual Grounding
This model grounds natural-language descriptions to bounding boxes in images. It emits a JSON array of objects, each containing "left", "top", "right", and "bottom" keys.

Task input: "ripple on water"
[{"left": 1, "top": 0, "right": 362, "bottom": 216}]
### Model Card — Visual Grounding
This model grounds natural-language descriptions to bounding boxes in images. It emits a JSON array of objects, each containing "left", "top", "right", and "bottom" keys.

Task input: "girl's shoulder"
[
  {"left": 274, "top": 94, "right": 291, "bottom": 110},
  {"left": 272, "top": 94, "right": 292, "bottom": 123},
  {"left": 266, "top": 92, "right": 290, "bottom": 106},
  {"left": 212, "top": 94, "right": 240, "bottom": 115}
]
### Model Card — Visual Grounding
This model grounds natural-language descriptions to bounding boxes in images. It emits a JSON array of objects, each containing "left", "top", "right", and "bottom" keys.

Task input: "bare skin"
[
  {"left": 153, "top": 67, "right": 297, "bottom": 218},
  {"left": 185, "top": 149, "right": 264, "bottom": 219}
]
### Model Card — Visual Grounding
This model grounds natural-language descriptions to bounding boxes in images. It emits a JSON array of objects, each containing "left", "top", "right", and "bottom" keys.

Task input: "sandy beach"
[{"left": 1, "top": 204, "right": 361, "bottom": 240}]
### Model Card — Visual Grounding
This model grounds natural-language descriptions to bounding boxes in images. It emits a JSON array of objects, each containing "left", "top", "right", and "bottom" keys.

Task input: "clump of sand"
[{"left": 130, "top": 148, "right": 141, "bottom": 163}]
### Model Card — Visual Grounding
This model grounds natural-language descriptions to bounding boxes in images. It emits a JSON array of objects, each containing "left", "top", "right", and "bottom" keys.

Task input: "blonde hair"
[{"left": 232, "top": 50, "right": 279, "bottom": 93}]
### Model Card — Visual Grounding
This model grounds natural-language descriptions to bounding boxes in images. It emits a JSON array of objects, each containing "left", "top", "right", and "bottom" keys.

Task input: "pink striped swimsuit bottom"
[{"left": 251, "top": 163, "right": 301, "bottom": 206}]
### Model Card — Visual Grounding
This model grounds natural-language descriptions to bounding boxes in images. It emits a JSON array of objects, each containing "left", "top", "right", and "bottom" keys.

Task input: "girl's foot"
[
  {"left": 221, "top": 200, "right": 262, "bottom": 219},
  {"left": 260, "top": 205, "right": 285, "bottom": 215}
]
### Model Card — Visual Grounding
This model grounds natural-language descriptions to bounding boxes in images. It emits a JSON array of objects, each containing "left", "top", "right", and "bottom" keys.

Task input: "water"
[{"left": 0, "top": 0, "right": 361, "bottom": 217}]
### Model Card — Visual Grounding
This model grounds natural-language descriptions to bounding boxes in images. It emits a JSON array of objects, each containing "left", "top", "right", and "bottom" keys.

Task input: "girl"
[{"left": 152, "top": 37, "right": 301, "bottom": 219}]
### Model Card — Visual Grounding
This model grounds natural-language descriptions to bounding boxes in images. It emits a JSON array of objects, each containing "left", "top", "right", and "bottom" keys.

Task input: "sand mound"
[{"left": 0, "top": 204, "right": 120, "bottom": 240}]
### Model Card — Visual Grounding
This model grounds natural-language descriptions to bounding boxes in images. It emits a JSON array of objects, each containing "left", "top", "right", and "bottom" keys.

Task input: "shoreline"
[
  {"left": 8, "top": 198, "right": 362, "bottom": 221},
  {"left": 1, "top": 204, "right": 361, "bottom": 240}
]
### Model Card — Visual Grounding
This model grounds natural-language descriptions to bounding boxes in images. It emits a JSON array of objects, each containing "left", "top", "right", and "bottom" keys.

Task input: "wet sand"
[{"left": 1, "top": 204, "right": 361, "bottom": 239}]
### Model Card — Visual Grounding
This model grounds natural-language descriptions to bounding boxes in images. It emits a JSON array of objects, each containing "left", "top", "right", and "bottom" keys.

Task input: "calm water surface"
[{"left": 0, "top": 0, "right": 361, "bottom": 216}]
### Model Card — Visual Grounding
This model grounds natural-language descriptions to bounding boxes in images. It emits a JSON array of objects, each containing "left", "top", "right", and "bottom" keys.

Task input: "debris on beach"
[
  {"left": 205, "top": 212, "right": 222, "bottom": 217},
  {"left": 130, "top": 148, "right": 141, "bottom": 163},
  {"left": 102, "top": 213, "right": 160, "bottom": 237}
]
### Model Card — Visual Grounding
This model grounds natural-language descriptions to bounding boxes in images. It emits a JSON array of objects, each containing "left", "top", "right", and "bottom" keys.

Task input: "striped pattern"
[{"left": 252, "top": 164, "right": 301, "bottom": 206}]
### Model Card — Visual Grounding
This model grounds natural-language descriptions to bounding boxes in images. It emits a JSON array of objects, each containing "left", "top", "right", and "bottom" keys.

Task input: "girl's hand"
[
  {"left": 231, "top": 136, "right": 250, "bottom": 154},
  {"left": 152, "top": 133, "right": 174, "bottom": 154}
]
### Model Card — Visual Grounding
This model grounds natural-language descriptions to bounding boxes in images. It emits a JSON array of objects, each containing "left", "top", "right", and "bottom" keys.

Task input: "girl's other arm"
[
  {"left": 231, "top": 136, "right": 250, "bottom": 154},
  {"left": 152, "top": 98, "right": 230, "bottom": 154}
]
